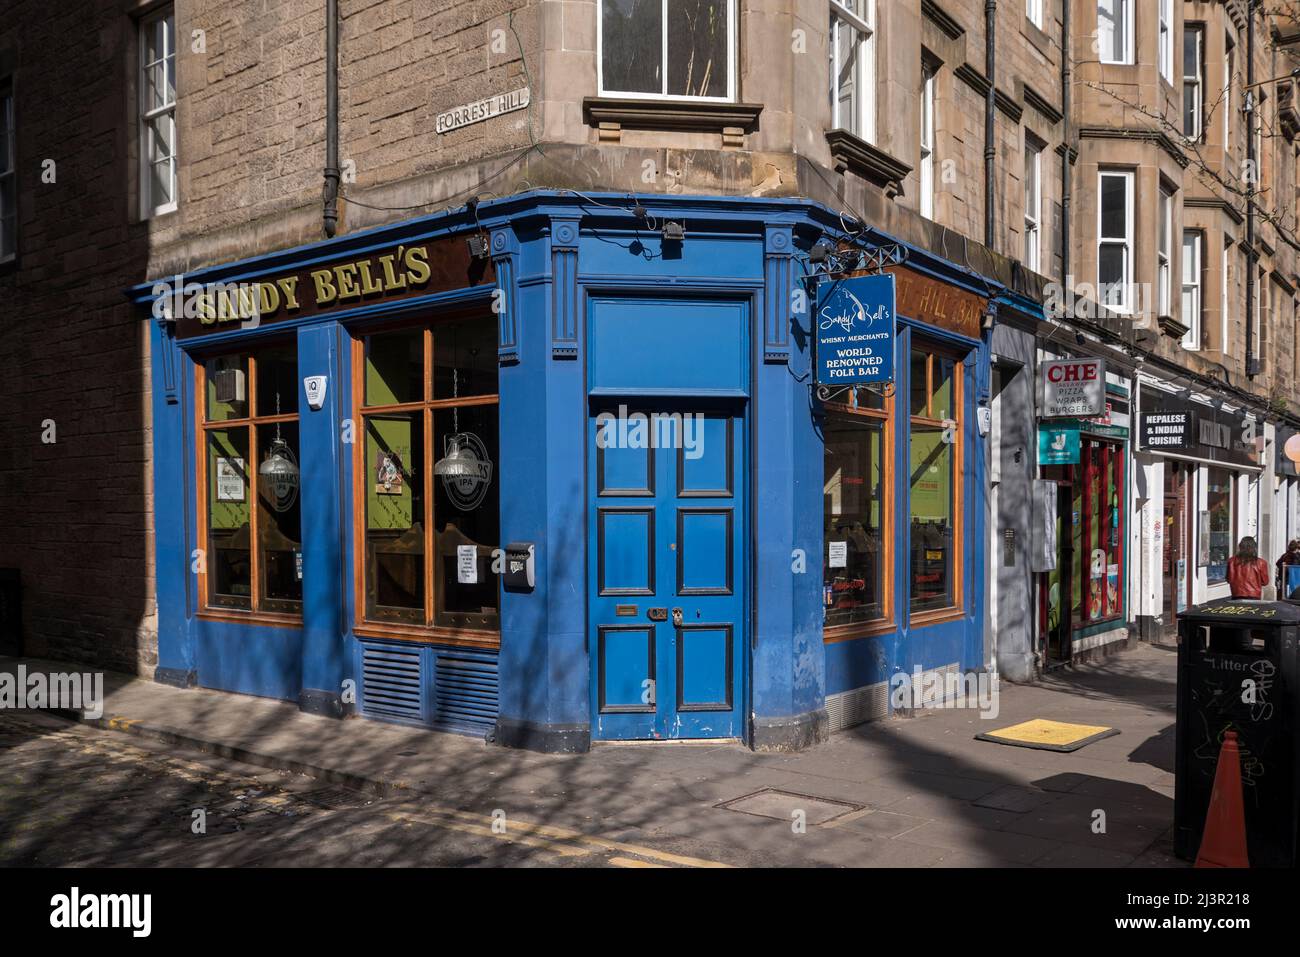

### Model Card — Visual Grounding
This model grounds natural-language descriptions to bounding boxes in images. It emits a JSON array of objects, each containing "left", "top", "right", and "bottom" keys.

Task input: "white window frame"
[
  {"left": 1183, "top": 25, "right": 1203, "bottom": 141},
  {"left": 1181, "top": 230, "right": 1202, "bottom": 350},
  {"left": 138, "top": 6, "right": 177, "bottom": 218},
  {"left": 1221, "top": 242, "right": 1231, "bottom": 351},
  {"left": 1158, "top": 0, "right": 1173, "bottom": 84},
  {"left": 596, "top": 0, "right": 738, "bottom": 103},
  {"left": 920, "top": 62, "right": 936, "bottom": 220},
  {"left": 1098, "top": 0, "right": 1133, "bottom": 66},
  {"left": 1224, "top": 39, "right": 1234, "bottom": 145},
  {"left": 829, "top": 0, "right": 876, "bottom": 145},
  {"left": 0, "top": 78, "right": 14, "bottom": 262},
  {"left": 1097, "top": 169, "right": 1134, "bottom": 313},
  {"left": 1024, "top": 141, "right": 1042, "bottom": 272},
  {"left": 1026, "top": 0, "right": 1044, "bottom": 30},
  {"left": 1157, "top": 187, "right": 1172, "bottom": 318}
]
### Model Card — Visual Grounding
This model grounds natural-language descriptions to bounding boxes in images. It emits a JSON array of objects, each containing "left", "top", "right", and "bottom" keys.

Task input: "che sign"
[
  {"left": 816, "top": 274, "right": 897, "bottom": 386},
  {"left": 1041, "top": 358, "right": 1106, "bottom": 419}
]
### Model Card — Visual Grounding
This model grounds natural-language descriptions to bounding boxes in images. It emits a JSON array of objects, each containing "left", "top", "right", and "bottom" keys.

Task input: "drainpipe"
[
  {"left": 985, "top": 0, "right": 997, "bottom": 250},
  {"left": 1060, "top": 0, "right": 1071, "bottom": 283},
  {"left": 323, "top": 0, "right": 340, "bottom": 238},
  {"left": 1246, "top": 0, "right": 1258, "bottom": 376}
]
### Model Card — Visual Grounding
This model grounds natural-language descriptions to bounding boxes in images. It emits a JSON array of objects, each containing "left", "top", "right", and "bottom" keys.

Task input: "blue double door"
[{"left": 589, "top": 403, "right": 746, "bottom": 740}]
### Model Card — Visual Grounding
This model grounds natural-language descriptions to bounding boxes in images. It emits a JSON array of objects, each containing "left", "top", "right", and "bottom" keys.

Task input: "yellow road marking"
[
  {"left": 384, "top": 810, "right": 591, "bottom": 859},
  {"left": 608, "top": 856, "right": 668, "bottom": 868}
]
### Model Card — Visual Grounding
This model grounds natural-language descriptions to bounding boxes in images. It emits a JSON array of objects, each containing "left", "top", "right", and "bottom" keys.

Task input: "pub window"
[
  {"left": 1206, "top": 467, "right": 1234, "bottom": 584},
  {"left": 139, "top": 6, "right": 177, "bottom": 218},
  {"left": 198, "top": 346, "right": 302, "bottom": 615},
  {"left": 599, "top": 0, "right": 736, "bottom": 101},
  {"left": 0, "top": 76, "right": 14, "bottom": 261},
  {"left": 909, "top": 345, "right": 962, "bottom": 616},
  {"left": 823, "top": 387, "right": 892, "bottom": 635},
  {"left": 356, "top": 316, "right": 500, "bottom": 636}
]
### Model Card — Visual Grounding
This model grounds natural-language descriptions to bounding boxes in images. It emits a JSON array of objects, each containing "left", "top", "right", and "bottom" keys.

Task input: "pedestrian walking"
[{"left": 1228, "top": 537, "right": 1272, "bottom": 599}]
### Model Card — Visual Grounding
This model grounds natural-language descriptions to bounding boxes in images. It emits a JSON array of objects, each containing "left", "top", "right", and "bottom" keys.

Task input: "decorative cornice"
[
  {"left": 1055, "top": 142, "right": 1079, "bottom": 164},
  {"left": 1185, "top": 195, "right": 1246, "bottom": 225},
  {"left": 995, "top": 89, "right": 1023, "bottom": 123},
  {"left": 1158, "top": 313, "right": 1190, "bottom": 340},
  {"left": 582, "top": 97, "right": 763, "bottom": 134},
  {"left": 824, "top": 130, "right": 912, "bottom": 198},
  {"left": 921, "top": 0, "right": 966, "bottom": 40},
  {"left": 1076, "top": 126, "right": 1191, "bottom": 169},
  {"left": 1023, "top": 84, "right": 1063, "bottom": 126},
  {"left": 1271, "top": 268, "right": 1296, "bottom": 297},
  {"left": 953, "top": 63, "right": 1022, "bottom": 122}
]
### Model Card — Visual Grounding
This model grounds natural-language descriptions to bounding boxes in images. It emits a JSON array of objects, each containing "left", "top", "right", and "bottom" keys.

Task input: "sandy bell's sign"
[
  {"left": 815, "top": 274, "right": 897, "bottom": 386},
  {"left": 1040, "top": 358, "right": 1106, "bottom": 419}
]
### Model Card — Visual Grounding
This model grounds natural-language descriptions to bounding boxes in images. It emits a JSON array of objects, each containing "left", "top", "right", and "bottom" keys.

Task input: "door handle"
[{"left": 672, "top": 607, "right": 683, "bottom": 627}]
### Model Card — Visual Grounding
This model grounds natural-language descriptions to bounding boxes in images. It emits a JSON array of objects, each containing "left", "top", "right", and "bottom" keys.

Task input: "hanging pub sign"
[
  {"left": 1040, "top": 358, "right": 1106, "bottom": 419},
  {"left": 815, "top": 274, "right": 897, "bottom": 386}
]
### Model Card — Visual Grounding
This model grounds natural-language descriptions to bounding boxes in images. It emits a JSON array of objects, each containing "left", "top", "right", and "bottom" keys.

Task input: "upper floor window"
[
  {"left": 829, "top": 0, "right": 875, "bottom": 144},
  {"left": 599, "top": 0, "right": 735, "bottom": 101},
  {"left": 1024, "top": 140, "right": 1042, "bottom": 272},
  {"left": 0, "top": 77, "right": 13, "bottom": 261},
  {"left": 1181, "top": 230, "right": 1202, "bottom": 350},
  {"left": 1158, "top": 0, "right": 1173, "bottom": 83},
  {"left": 139, "top": 7, "right": 177, "bottom": 217},
  {"left": 1098, "top": 170, "right": 1134, "bottom": 313},
  {"left": 1157, "top": 186, "right": 1172, "bottom": 318},
  {"left": 1097, "top": 0, "right": 1133, "bottom": 65},
  {"left": 1183, "top": 25, "right": 1204, "bottom": 141},
  {"left": 1026, "top": 0, "right": 1044, "bottom": 30},
  {"left": 920, "top": 62, "right": 936, "bottom": 219},
  {"left": 1224, "top": 36, "right": 1235, "bottom": 145}
]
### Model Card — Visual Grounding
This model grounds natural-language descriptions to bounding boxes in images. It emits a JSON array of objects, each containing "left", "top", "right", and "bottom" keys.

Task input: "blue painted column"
[
  {"left": 751, "top": 225, "right": 828, "bottom": 750},
  {"left": 150, "top": 315, "right": 195, "bottom": 687},
  {"left": 296, "top": 322, "right": 346, "bottom": 717},
  {"left": 493, "top": 218, "right": 590, "bottom": 751}
]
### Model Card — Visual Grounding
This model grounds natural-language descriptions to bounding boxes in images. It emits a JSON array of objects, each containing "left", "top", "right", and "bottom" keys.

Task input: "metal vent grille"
[
  {"left": 826, "top": 680, "right": 890, "bottom": 732},
  {"left": 360, "top": 642, "right": 424, "bottom": 722},
  {"left": 432, "top": 654, "right": 499, "bottom": 733}
]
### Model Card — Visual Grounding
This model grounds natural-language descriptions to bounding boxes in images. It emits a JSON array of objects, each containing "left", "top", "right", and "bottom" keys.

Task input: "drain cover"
[
  {"left": 299, "top": 786, "right": 374, "bottom": 810},
  {"left": 716, "top": 788, "right": 864, "bottom": 826}
]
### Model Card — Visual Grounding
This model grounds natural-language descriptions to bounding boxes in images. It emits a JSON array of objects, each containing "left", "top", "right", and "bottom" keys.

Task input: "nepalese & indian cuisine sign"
[{"left": 156, "top": 236, "right": 495, "bottom": 340}]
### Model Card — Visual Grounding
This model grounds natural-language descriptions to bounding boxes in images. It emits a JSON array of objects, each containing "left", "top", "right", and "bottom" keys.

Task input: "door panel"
[{"left": 590, "top": 406, "right": 745, "bottom": 739}]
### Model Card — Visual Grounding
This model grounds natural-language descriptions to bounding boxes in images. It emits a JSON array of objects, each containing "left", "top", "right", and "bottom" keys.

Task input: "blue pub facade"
[{"left": 135, "top": 192, "right": 1016, "bottom": 752}]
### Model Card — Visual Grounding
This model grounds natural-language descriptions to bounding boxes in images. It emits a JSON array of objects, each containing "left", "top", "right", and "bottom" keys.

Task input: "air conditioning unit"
[{"left": 212, "top": 368, "right": 246, "bottom": 404}]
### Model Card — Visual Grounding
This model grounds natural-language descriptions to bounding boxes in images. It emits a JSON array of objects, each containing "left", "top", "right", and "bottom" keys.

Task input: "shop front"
[
  {"left": 135, "top": 193, "right": 996, "bottom": 751},
  {"left": 1134, "top": 380, "right": 1263, "bottom": 636},
  {"left": 1035, "top": 361, "right": 1131, "bottom": 665}
]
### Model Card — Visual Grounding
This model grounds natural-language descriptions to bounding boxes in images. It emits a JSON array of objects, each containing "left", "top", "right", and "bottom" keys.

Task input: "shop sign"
[
  {"left": 1140, "top": 410, "right": 1196, "bottom": 450},
  {"left": 815, "top": 274, "right": 897, "bottom": 386},
  {"left": 440, "top": 432, "right": 493, "bottom": 512},
  {"left": 1040, "top": 358, "right": 1106, "bottom": 418},
  {"left": 1038, "top": 424, "right": 1080, "bottom": 464},
  {"left": 164, "top": 236, "right": 495, "bottom": 340},
  {"left": 1279, "top": 428, "right": 1300, "bottom": 477},
  {"left": 883, "top": 265, "right": 984, "bottom": 339}
]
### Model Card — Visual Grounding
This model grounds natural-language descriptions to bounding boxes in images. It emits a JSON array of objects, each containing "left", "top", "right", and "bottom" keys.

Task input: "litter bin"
[
  {"left": 1174, "top": 599, "right": 1300, "bottom": 866},
  {"left": 0, "top": 568, "right": 20, "bottom": 656}
]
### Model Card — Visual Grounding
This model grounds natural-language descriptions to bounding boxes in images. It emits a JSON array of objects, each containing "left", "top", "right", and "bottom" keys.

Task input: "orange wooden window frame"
[
  {"left": 194, "top": 349, "right": 303, "bottom": 625},
  {"left": 823, "top": 387, "right": 896, "bottom": 643},
  {"left": 350, "top": 325, "right": 502, "bottom": 650},
  {"left": 907, "top": 344, "right": 965, "bottom": 627}
]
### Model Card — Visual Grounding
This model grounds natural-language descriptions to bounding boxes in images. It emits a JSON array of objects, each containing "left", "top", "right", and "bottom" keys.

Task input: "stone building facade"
[{"left": 0, "top": 1, "right": 1296, "bottom": 740}]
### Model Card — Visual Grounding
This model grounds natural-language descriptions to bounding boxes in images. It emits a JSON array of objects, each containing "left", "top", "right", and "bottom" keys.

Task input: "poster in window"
[
  {"left": 1107, "top": 563, "right": 1120, "bottom": 616},
  {"left": 216, "top": 457, "right": 245, "bottom": 502},
  {"left": 366, "top": 417, "right": 414, "bottom": 531}
]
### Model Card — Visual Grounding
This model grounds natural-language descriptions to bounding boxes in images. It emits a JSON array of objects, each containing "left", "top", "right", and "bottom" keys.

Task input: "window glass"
[
  {"left": 207, "top": 428, "right": 251, "bottom": 608},
  {"left": 909, "top": 424, "right": 955, "bottom": 612},
  {"left": 433, "top": 405, "right": 500, "bottom": 629},
  {"left": 667, "top": 0, "right": 729, "bottom": 97},
  {"left": 364, "top": 412, "right": 425, "bottom": 622},
  {"left": 1207, "top": 467, "right": 1233, "bottom": 583},
  {"left": 433, "top": 317, "right": 497, "bottom": 400},
  {"left": 257, "top": 420, "right": 302, "bottom": 611},
  {"left": 602, "top": 0, "right": 731, "bottom": 99},
  {"left": 601, "top": 0, "right": 664, "bottom": 95},
  {"left": 932, "top": 356, "right": 955, "bottom": 421},
  {"left": 256, "top": 345, "right": 299, "bottom": 417},
  {"left": 1100, "top": 174, "right": 1127, "bottom": 238},
  {"left": 205, "top": 354, "right": 249, "bottom": 422},
  {"left": 824, "top": 414, "right": 886, "bottom": 627},
  {"left": 910, "top": 350, "right": 929, "bottom": 417},
  {"left": 365, "top": 327, "right": 423, "bottom": 406}
]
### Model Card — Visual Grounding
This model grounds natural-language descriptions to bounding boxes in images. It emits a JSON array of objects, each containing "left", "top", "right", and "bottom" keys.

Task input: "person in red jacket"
[{"left": 1227, "top": 537, "right": 1272, "bottom": 599}]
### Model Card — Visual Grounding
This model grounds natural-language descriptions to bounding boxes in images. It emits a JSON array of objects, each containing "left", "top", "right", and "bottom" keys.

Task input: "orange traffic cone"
[{"left": 1195, "top": 731, "right": 1250, "bottom": 868}]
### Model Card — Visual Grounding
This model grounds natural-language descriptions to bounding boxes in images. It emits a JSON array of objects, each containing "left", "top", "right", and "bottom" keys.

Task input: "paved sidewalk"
[{"left": 0, "top": 644, "right": 1184, "bottom": 867}]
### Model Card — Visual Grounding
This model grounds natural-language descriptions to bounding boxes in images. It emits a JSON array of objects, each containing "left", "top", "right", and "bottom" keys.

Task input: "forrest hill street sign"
[{"left": 436, "top": 87, "right": 530, "bottom": 134}]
